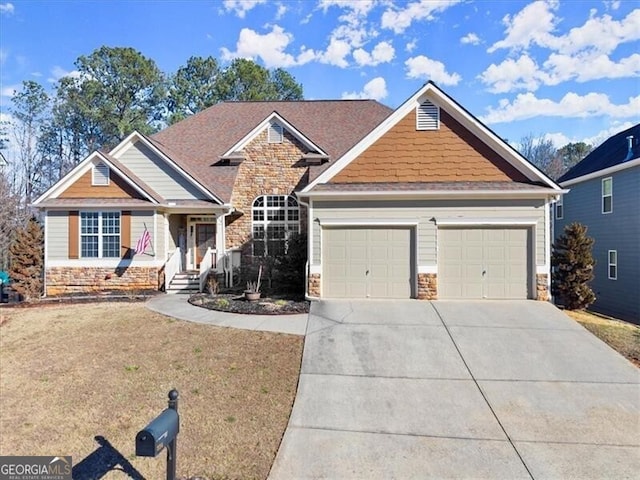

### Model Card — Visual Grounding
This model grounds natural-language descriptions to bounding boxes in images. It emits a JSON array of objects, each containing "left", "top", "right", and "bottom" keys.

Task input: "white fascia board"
[
  {"left": 560, "top": 158, "right": 640, "bottom": 186},
  {"left": 318, "top": 219, "right": 419, "bottom": 226},
  {"left": 33, "top": 152, "right": 103, "bottom": 205},
  {"left": 222, "top": 112, "right": 328, "bottom": 157},
  {"left": 299, "top": 189, "right": 561, "bottom": 201},
  {"left": 436, "top": 218, "right": 538, "bottom": 226},
  {"left": 303, "top": 82, "right": 562, "bottom": 193},
  {"left": 110, "top": 131, "right": 224, "bottom": 205}
]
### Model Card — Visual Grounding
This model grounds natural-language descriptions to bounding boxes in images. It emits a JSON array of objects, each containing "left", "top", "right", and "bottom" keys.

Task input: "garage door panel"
[
  {"left": 439, "top": 227, "right": 530, "bottom": 300},
  {"left": 323, "top": 227, "right": 412, "bottom": 299}
]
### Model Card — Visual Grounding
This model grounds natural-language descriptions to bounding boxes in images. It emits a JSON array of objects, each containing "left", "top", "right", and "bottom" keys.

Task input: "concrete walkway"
[
  {"left": 269, "top": 300, "right": 640, "bottom": 479},
  {"left": 145, "top": 294, "right": 308, "bottom": 335}
]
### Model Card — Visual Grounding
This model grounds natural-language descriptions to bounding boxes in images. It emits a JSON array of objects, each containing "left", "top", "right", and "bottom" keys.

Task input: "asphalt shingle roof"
[
  {"left": 559, "top": 123, "right": 640, "bottom": 183},
  {"left": 151, "top": 100, "right": 393, "bottom": 202}
]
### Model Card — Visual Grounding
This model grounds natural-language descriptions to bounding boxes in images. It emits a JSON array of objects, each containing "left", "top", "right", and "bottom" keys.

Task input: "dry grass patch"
[
  {"left": 0, "top": 303, "right": 303, "bottom": 479},
  {"left": 565, "top": 310, "right": 640, "bottom": 367}
]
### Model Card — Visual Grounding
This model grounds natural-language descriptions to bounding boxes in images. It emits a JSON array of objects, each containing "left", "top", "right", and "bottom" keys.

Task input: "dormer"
[{"left": 220, "top": 151, "right": 245, "bottom": 165}]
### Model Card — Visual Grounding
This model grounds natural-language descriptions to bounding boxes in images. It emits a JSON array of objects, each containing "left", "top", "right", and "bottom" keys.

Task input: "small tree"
[
  {"left": 551, "top": 222, "right": 596, "bottom": 310},
  {"left": 9, "top": 217, "right": 44, "bottom": 300}
]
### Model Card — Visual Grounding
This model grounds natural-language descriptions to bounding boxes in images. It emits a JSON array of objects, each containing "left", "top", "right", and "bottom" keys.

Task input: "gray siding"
[
  {"left": 47, "top": 211, "right": 68, "bottom": 260},
  {"left": 131, "top": 211, "right": 156, "bottom": 261},
  {"left": 118, "top": 141, "right": 207, "bottom": 200},
  {"left": 556, "top": 166, "right": 640, "bottom": 322},
  {"left": 312, "top": 199, "right": 547, "bottom": 267}
]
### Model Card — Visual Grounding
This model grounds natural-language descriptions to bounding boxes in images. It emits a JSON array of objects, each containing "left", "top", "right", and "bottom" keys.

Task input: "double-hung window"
[
  {"left": 608, "top": 250, "right": 617, "bottom": 280},
  {"left": 80, "top": 211, "right": 121, "bottom": 258},
  {"left": 252, "top": 195, "right": 299, "bottom": 256},
  {"left": 555, "top": 197, "right": 563, "bottom": 220},
  {"left": 602, "top": 177, "right": 612, "bottom": 213}
]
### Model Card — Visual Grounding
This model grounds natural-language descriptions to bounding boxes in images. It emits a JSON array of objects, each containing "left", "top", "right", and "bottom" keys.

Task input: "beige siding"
[
  {"left": 131, "top": 211, "right": 156, "bottom": 261},
  {"left": 312, "top": 199, "right": 546, "bottom": 267},
  {"left": 118, "top": 141, "right": 206, "bottom": 200},
  {"left": 47, "top": 211, "right": 69, "bottom": 260}
]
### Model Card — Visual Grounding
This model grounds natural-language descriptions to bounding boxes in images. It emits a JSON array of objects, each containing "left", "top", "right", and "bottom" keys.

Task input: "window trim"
[
  {"left": 555, "top": 196, "right": 563, "bottom": 220},
  {"left": 608, "top": 250, "right": 617, "bottom": 280},
  {"left": 80, "top": 210, "right": 121, "bottom": 259},
  {"left": 92, "top": 162, "right": 110, "bottom": 186},
  {"left": 602, "top": 177, "right": 612, "bottom": 214},
  {"left": 251, "top": 194, "right": 299, "bottom": 256}
]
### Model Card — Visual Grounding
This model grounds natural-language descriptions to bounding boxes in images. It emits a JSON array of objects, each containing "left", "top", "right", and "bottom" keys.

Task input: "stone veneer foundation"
[
  {"left": 536, "top": 273, "right": 550, "bottom": 301},
  {"left": 417, "top": 273, "right": 438, "bottom": 300},
  {"left": 46, "top": 266, "right": 161, "bottom": 296},
  {"left": 308, "top": 273, "right": 321, "bottom": 297}
]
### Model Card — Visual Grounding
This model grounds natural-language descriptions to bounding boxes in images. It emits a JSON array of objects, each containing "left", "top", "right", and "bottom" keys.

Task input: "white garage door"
[
  {"left": 323, "top": 227, "right": 412, "bottom": 298},
  {"left": 439, "top": 227, "right": 530, "bottom": 299}
]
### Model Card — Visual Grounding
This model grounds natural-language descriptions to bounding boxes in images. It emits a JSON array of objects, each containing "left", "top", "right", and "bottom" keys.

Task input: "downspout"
[{"left": 295, "top": 194, "right": 319, "bottom": 301}]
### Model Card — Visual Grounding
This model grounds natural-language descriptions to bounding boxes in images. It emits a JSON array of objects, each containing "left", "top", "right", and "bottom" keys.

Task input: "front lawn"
[
  {"left": 0, "top": 303, "right": 303, "bottom": 479},
  {"left": 565, "top": 309, "right": 640, "bottom": 367}
]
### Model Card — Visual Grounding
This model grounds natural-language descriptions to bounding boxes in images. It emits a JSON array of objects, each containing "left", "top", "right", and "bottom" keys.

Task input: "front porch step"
[{"left": 167, "top": 271, "right": 200, "bottom": 294}]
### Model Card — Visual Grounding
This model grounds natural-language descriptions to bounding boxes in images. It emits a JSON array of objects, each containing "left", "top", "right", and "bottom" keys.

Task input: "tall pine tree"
[
  {"left": 9, "top": 217, "right": 44, "bottom": 300},
  {"left": 551, "top": 222, "right": 596, "bottom": 310}
]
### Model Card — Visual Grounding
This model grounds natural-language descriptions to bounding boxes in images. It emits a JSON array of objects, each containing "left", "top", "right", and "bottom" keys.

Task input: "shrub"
[
  {"left": 8, "top": 217, "right": 43, "bottom": 301},
  {"left": 551, "top": 222, "right": 596, "bottom": 310}
]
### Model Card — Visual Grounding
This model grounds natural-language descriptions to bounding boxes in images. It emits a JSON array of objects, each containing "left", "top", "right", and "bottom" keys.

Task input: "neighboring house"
[
  {"left": 34, "top": 82, "right": 562, "bottom": 300},
  {"left": 555, "top": 124, "right": 640, "bottom": 323}
]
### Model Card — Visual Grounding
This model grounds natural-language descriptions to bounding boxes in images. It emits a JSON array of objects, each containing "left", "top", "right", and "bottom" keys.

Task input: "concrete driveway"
[{"left": 269, "top": 300, "right": 640, "bottom": 479}]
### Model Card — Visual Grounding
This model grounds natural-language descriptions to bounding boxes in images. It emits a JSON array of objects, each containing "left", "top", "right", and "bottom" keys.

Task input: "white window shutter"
[
  {"left": 268, "top": 123, "right": 284, "bottom": 143},
  {"left": 92, "top": 162, "right": 110, "bottom": 186},
  {"left": 417, "top": 100, "right": 439, "bottom": 131}
]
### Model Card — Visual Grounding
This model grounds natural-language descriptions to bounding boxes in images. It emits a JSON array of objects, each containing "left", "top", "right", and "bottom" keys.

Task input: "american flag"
[{"left": 135, "top": 228, "right": 151, "bottom": 254}]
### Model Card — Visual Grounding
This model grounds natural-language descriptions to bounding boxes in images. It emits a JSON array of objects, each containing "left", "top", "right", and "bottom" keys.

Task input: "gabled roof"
[
  {"left": 303, "top": 82, "right": 561, "bottom": 194},
  {"left": 559, "top": 123, "right": 640, "bottom": 184},
  {"left": 33, "top": 150, "right": 162, "bottom": 206},
  {"left": 151, "top": 100, "right": 393, "bottom": 202}
]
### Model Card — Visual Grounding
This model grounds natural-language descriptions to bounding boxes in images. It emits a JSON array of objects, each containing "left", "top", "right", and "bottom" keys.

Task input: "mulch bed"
[{"left": 189, "top": 293, "right": 310, "bottom": 315}]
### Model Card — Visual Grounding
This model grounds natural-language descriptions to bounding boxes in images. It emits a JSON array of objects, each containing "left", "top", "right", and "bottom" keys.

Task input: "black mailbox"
[{"left": 136, "top": 407, "right": 179, "bottom": 457}]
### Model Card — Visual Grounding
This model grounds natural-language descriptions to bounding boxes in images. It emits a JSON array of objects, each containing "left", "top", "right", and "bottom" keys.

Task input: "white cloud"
[
  {"left": 220, "top": 25, "right": 316, "bottom": 68},
  {"left": 460, "top": 33, "right": 480, "bottom": 45},
  {"left": 318, "top": 38, "right": 351, "bottom": 67},
  {"left": 222, "top": 0, "right": 266, "bottom": 18},
  {"left": 479, "top": 54, "right": 549, "bottom": 93},
  {"left": 381, "top": 0, "right": 461, "bottom": 34},
  {"left": 48, "top": 66, "right": 83, "bottom": 83},
  {"left": 606, "top": 1, "right": 621, "bottom": 11},
  {"left": 0, "top": 84, "right": 20, "bottom": 97},
  {"left": 353, "top": 41, "right": 395, "bottom": 66},
  {"left": 342, "top": 76, "right": 388, "bottom": 100},
  {"left": 480, "top": 49, "right": 640, "bottom": 93},
  {"left": 275, "top": 2, "right": 287, "bottom": 20},
  {"left": 319, "top": 0, "right": 376, "bottom": 17},
  {"left": 405, "top": 39, "right": 417, "bottom": 53},
  {"left": 405, "top": 55, "right": 461, "bottom": 86},
  {"left": 0, "top": 2, "right": 14, "bottom": 15},
  {"left": 488, "top": 0, "right": 559, "bottom": 53},
  {"left": 480, "top": 91, "right": 640, "bottom": 124}
]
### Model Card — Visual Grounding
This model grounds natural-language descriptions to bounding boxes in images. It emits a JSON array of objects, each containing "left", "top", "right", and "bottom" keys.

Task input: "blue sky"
[{"left": 1, "top": 0, "right": 638, "bottom": 149}]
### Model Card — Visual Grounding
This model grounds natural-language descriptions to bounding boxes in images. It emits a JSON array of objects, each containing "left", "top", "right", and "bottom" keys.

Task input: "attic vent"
[
  {"left": 417, "top": 100, "right": 439, "bottom": 131},
  {"left": 92, "top": 162, "right": 110, "bottom": 186},
  {"left": 268, "top": 123, "right": 284, "bottom": 143}
]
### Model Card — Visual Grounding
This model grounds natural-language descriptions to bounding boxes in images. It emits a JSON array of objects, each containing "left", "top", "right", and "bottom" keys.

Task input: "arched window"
[{"left": 252, "top": 195, "right": 299, "bottom": 256}]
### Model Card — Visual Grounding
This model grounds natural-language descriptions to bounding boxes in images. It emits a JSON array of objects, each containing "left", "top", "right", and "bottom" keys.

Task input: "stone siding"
[
  {"left": 46, "top": 266, "right": 161, "bottom": 296},
  {"left": 536, "top": 273, "right": 549, "bottom": 301},
  {"left": 417, "top": 273, "right": 437, "bottom": 300},
  {"left": 308, "top": 273, "right": 321, "bottom": 297},
  {"left": 225, "top": 129, "right": 309, "bottom": 255}
]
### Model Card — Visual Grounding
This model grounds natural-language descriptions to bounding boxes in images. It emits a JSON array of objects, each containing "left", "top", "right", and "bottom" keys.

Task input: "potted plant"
[{"left": 244, "top": 265, "right": 262, "bottom": 301}]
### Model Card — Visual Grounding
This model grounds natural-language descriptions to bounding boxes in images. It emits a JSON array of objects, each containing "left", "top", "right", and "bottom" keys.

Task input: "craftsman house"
[
  {"left": 555, "top": 124, "right": 640, "bottom": 322},
  {"left": 34, "top": 82, "right": 562, "bottom": 300}
]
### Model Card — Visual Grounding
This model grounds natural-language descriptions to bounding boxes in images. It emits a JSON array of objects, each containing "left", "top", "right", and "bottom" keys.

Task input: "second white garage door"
[
  {"left": 323, "top": 227, "right": 412, "bottom": 298},
  {"left": 438, "top": 227, "right": 530, "bottom": 299}
]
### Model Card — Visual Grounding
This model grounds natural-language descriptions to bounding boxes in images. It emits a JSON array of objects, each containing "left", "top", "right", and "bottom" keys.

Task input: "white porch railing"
[
  {"left": 199, "top": 247, "right": 216, "bottom": 292},
  {"left": 165, "top": 247, "right": 182, "bottom": 291}
]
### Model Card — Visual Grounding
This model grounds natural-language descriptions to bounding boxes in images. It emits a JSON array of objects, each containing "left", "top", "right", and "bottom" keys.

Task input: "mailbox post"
[{"left": 136, "top": 389, "right": 180, "bottom": 480}]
